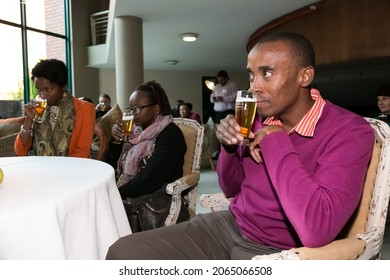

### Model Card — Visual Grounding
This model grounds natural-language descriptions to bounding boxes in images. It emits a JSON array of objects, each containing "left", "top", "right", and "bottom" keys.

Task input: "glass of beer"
[
  {"left": 100, "top": 102, "right": 106, "bottom": 112},
  {"left": 33, "top": 96, "right": 47, "bottom": 123},
  {"left": 121, "top": 111, "right": 134, "bottom": 142},
  {"left": 235, "top": 90, "right": 257, "bottom": 145}
]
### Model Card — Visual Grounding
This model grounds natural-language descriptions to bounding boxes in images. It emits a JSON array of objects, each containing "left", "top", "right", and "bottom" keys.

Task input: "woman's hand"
[
  {"left": 216, "top": 114, "right": 244, "bottom": 146},
  {"left": 112, "top": 121, "right": 124, "bottom": 142},
  {"left": 24, "top": 100, "right": 38, "bottom": 121}
]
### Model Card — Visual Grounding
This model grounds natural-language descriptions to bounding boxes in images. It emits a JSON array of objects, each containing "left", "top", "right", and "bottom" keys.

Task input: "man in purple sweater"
[{"left": 106, "top": 32, "right": 374, "bottom": 259}]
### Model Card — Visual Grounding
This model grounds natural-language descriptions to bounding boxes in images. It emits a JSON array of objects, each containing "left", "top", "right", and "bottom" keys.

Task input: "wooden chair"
[
  {"left": 200, "top": 118, "right": 390, "bottom": 260},
  {"left": 164, "top": 118, "right": 204, "bottom": 225}
]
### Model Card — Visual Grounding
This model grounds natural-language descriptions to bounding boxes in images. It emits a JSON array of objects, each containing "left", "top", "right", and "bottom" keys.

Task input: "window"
[{"left": 0, "top": 0, "right": 70, "bottom": 118}]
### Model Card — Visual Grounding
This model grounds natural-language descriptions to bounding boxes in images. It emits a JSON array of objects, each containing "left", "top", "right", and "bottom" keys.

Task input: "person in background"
[
  {"left": 105, "top": 80, "right": 188, "bottom": 229},
  {"left": 95, "top": 93, "right": 112, "bottom": 119},
  {"left": 376, "top": 84, "right": 390, "bottom": 125},
  {"left": 14, "top": 59, "right": 95, "bottom": 158},
  {"left": 210, "top": 70, "right": 239, "bottom": 124},
  {"left": 106, "top": 32, "right": 374, "bottom": 260},
  {"left": 171, "top": 99, "right": 184, "bottom": 118},
  {"left": 179, "top": 102, "right": 202, "bottom": 124},
  {"left": 78, "top": 97, "right": 94, "bottom": 104}
]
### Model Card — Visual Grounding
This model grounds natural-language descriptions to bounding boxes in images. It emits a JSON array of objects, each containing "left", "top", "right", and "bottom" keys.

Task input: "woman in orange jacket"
[{"left": 14, "top": 59, "right": 95, "bottom": 158}]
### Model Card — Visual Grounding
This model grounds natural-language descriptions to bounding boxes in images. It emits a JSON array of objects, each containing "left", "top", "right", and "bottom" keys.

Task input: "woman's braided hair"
[{"left": 135, "top": 80, "right": 172, "bottom": 115}]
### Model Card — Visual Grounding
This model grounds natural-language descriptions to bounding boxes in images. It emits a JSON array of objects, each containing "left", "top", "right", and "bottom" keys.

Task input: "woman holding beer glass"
[
  {"left": 108, "top": 81, "right": 188, "bottom": 228},
  {"left": 14, "top": 59, "right": 95, "bottom": 157}
]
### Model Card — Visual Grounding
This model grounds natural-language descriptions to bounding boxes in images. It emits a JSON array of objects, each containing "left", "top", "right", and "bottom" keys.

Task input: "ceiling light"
[
  {"left": 166, "top": 60, "right": 178, "bottom": 66},
  {"left": 181, "top": 33, "right": 198, "bottom": 42},
  {"left": 205, "top": 80, "right": 216, "bottom": 91}
]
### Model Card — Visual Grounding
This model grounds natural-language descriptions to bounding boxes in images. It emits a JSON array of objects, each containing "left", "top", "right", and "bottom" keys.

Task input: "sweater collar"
[{"left": 262, "top": 88, "right": 325, "bottom": 137}]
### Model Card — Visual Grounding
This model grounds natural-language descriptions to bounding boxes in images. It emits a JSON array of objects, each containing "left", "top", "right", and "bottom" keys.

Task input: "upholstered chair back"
[
  {"left": 94, "top": 104, "right": 122, "bottom": 161},
  {"left": 173, "top": 118, "right": 204, "bottom": 176}
]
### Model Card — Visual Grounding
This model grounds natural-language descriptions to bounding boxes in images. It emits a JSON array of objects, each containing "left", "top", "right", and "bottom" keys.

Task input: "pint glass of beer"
[
  {"left": 33, "top": 97, "right": 47, "bottom": 123},
  {"left": 121, "top": 112, "right": 134, "bottom": 142},
  {"left": 235, "top": 90, "right": 257, "bottom": 144}
]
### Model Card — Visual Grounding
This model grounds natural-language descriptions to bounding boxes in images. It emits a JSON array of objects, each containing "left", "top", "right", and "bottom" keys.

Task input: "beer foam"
[
  {"left": 236, "top": 97, "right": 257, "bottom": 102},
  {"left": 236, "top": 90, "right": 256, "bottom": 102},
  {"left": 122, "top": 115, "right": 134, "bottom": 121}
]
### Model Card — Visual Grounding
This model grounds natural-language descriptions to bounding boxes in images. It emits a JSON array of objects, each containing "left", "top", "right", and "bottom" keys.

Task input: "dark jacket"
[{"left": 105, "top": 122, "right": 186, "bottom": 198}]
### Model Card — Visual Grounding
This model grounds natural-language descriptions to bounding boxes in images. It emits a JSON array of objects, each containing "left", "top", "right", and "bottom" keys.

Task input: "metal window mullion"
[
  {"left": 64, "top": 0, "right": 72, "bottom": 95},
  {"left": 20, "top": 0, "right": 29, "bottom": 102}
]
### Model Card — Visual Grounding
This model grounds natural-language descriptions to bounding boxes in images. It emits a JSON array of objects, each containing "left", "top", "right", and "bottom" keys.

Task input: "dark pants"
[{"left": 106, "top": 210, "right": 281, "bottom": 260}]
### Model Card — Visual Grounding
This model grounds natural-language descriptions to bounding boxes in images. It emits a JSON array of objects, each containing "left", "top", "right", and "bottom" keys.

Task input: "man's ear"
[{"left": 301, "top": 66, "right": 315, "bottom": 87}]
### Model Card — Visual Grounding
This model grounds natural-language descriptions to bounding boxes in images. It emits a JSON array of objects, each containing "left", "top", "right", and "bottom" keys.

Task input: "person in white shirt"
[{"left": 210, "top": 70, "right": 239, "bottom": 123}]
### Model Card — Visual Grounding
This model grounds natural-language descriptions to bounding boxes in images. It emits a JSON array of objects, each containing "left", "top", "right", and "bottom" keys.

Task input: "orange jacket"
[{"left": 14, "top": 97, "right": 96, "bottom": 158}]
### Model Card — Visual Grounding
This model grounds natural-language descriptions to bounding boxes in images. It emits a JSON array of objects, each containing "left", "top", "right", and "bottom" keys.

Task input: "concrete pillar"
[{"left": 114, "top": 16, "right": 144, "bottom": 110}]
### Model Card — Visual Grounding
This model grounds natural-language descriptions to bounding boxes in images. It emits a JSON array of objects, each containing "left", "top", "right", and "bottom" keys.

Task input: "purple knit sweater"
[{"left": 217, "top": 101, "right": 374, "bottom": 249}]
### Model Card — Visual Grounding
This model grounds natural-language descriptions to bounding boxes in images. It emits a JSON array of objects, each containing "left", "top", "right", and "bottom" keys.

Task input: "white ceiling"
[{"left": 107, "top": 0, "right": 321, "bottom": 72}]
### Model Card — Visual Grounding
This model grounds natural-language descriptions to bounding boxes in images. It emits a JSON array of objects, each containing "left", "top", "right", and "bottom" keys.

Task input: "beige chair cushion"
[
  {"left": 339, "top": 139, "right": 381, "bottom": 238},
  {"left": 176, "top": 122, "right": 197, "bottom": 176},
  {"left": 97, "top": 104, "right": 122, "bottom": 139},
  {"left": 202, "top": 117, "right": 219, "bottom": 156}
]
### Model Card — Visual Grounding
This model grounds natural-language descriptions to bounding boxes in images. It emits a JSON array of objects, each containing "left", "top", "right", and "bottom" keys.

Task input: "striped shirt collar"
[{"left": 263, "top": 88, "right": 326, "bottom": 137}]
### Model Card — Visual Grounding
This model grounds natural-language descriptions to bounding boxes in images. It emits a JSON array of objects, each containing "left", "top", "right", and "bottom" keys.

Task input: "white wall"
[{"left": 99, "top": 69, "right": 249, "bottom": 122}]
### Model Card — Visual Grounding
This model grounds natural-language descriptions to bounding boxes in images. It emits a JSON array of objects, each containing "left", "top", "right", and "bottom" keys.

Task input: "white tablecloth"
[{"left": 0, "top": 156, "right": 131, "bottom": 260}]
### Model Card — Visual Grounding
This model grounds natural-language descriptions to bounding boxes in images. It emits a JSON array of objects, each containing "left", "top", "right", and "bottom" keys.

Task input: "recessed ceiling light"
[
  {"left": 181, "top": 33, "right": 198, "bottom": 42},
  {"left": 166, "top": 60, "right": 178, "bottom": 66}
]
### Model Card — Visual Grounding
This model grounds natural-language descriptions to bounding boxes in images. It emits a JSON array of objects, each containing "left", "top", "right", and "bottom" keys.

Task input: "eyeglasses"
[{"left": 127, "top": 104, "right": 155, "bottom": 114}]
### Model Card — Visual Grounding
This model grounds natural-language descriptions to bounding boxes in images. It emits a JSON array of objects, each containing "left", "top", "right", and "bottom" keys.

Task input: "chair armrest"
[
  {"left": 166, "top": 172, "right": 200, "bottom": 195},
  {"left": 199, "top": 192, "right": 230, "bottom": 212},
  {"left": 252, "top": 235, "right": 368, "bottom": 260},
  {"left": 356, "top": 226, "right": 384, "bottom": 259},
  {"left": 252, "top": 250, "right": 300, "bottom": 260},
  {"left": 164, "top": 172, "right": 200, "bottom": 226}
]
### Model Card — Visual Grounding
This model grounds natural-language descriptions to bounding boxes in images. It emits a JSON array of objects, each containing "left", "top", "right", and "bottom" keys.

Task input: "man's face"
[
  {"left": 217, "top": 76, "right": 227, "bottom": 86},
  {"left": 246, "top": 41, "right": 304, "bottom": 119},
  {"left": 99, "top": 97, "right": 110, "bottom": 107}
]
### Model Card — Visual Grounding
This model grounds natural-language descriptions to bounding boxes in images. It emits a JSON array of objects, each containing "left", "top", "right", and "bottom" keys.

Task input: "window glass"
[
  {"left": 26, "top": 0, "right": 65, "bottom": 35},
  {"left": 0, "top": 24, "right": 23, "bottom": 118},
  {"left": 0, "top": 0, "right": 68, "bottom": 119},
  {"left": 0, "top": 0, "right": 21, "bottom": 24},
  {"left": 27, "top": 31, "right": 66, "bottom": 97}
]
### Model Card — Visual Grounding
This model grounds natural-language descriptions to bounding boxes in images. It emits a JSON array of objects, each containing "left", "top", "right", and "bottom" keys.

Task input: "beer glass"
[
  {"left": 33, "top": 97, "right": 47, "bottom": 123},
  {"left": 235, "top": 90, "right": 257, "bottom": 145},
  {"left": 99, "top": 102, "right": 106, "bottom": 112},
  {"left": 121, "top": 112, "right": 134, "bottom": 142}
]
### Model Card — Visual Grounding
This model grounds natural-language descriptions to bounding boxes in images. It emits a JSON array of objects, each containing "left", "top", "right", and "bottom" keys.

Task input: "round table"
[{"left": 0, "top": 156, "right": 131, "bottom": 259}]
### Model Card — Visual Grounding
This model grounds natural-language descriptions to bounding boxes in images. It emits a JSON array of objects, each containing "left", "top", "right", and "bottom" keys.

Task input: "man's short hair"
[{"left": 256, "top": 32, "right": 315, "bottom": 69}]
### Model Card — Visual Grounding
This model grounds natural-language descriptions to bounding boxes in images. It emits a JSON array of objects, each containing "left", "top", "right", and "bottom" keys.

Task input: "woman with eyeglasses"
[
  {"left": 106, "top": 80, "right": 188, "bottom": 230},
  {"left": 14, "top": 59, "right": 95, "bottom": 157}
]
